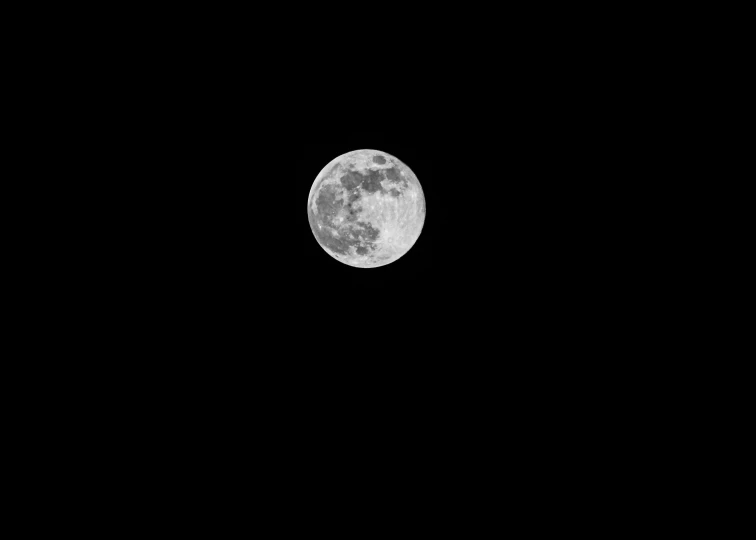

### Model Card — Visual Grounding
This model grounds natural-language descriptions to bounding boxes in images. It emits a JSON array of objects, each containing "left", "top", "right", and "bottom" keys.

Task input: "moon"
[{"left": 307, "top": 149, "right": 425, "bottom": 268}]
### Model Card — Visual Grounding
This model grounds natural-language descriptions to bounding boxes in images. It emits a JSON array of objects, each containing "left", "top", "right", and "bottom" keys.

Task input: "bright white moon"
[{"left": 307, "top": 149, "right": 425, "bottom": 268}]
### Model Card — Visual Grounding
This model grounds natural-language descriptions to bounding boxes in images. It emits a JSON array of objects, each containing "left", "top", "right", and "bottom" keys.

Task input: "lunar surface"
[{"left": 307, "top": 149, "right": 425, "bottom": 268}]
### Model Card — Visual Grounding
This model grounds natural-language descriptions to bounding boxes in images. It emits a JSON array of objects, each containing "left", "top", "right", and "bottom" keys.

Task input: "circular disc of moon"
[{"left": 307, "top": 149, "right": 425, "bottom": 268}]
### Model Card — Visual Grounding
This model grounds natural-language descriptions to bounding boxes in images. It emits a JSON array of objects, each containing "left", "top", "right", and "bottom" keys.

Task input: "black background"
[
  {"left": 83, "top": 72, "right": 636, "bottom": 397},
  {"left": 59, "top": 14, "right": 646, "bottom": 378},
  {"left": 12, "top": 6, "right": 687, "bottom": 522}
]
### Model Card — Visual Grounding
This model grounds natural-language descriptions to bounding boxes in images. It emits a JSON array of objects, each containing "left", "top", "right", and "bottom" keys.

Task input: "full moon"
[{"left": 307, "top": 149, "right": 425, "bottom": 268}]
